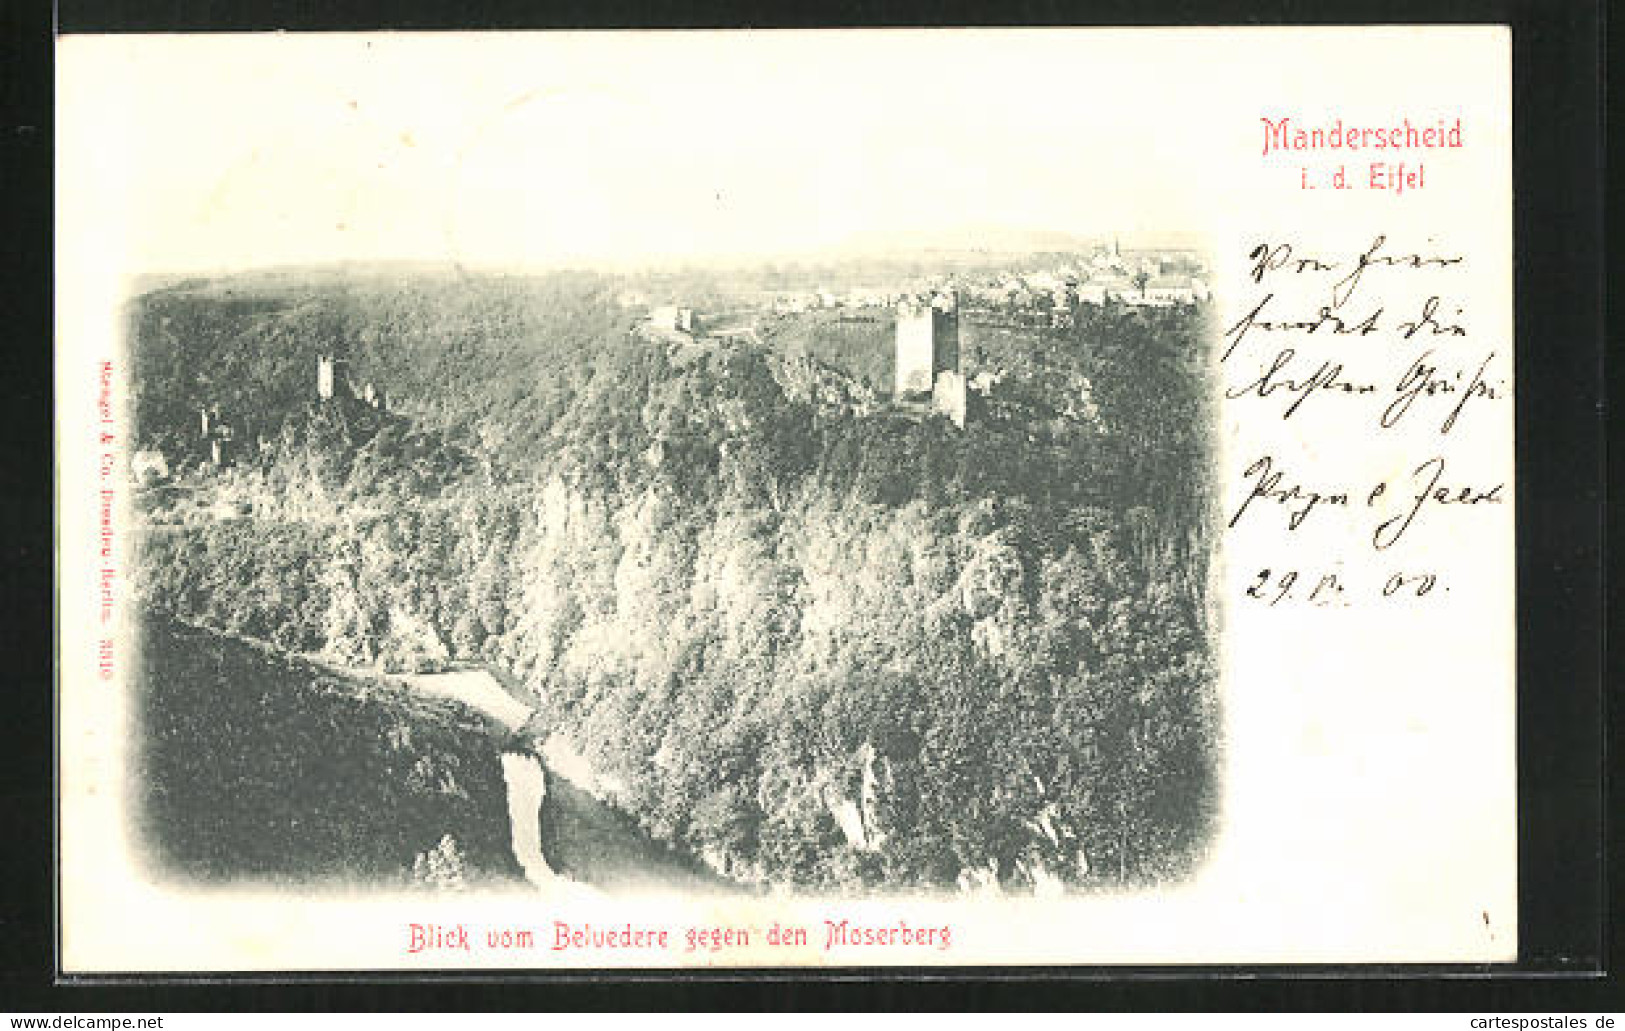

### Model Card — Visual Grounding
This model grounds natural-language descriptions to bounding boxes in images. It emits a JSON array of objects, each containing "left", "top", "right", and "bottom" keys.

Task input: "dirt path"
[{"left": 398, "top": 668, "right": 534, "bottom": 731}]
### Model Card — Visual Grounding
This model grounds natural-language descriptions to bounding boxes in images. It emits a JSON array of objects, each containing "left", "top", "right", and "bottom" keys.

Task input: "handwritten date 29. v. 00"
[{"left": 1243, "top": 567, "right": 1442, "bottom": 607}]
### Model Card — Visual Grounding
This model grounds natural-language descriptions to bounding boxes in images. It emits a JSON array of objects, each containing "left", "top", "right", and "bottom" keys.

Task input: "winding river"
[{"left": 400, "top": 667, "right": 727, "bottom": 895}]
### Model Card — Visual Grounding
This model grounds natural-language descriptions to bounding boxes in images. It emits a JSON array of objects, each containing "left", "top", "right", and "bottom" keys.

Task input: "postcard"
[{"left": 56, "top": 27, "right": 1515, "bottom": 972}]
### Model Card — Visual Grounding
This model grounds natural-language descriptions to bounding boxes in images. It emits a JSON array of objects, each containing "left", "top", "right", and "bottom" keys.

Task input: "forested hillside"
[
  {"left": 133, "top": 617, "right": 522, "bottom": 887},
  {"left": 128, "top": 268, "right": 1219, "bottom": 893}
]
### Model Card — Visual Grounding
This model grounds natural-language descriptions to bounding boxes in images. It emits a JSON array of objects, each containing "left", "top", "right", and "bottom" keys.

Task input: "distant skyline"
[
  {"left": 60, "top": 31, "right": 1244, "bottom": 275},
  {"left": 60, "top": 28, "right": 1501, "bottom": 276},
  {"left": 128, "top": 226, "right": 1212, "bottom": 286}
]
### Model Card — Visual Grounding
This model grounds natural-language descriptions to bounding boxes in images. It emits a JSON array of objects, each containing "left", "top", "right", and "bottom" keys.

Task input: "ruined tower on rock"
[
  {"left": 317, "top": 355, "right": 388, "bottom": 411},
  {"left": 316, "top": 355, "right": 351, "bottom": 401},
  {"left": 894, "top": 295, "right": 966, "bottom": 427}
]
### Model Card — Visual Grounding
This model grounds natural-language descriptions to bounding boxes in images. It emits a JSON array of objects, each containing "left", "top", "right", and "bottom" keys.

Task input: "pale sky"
[{"left": 57, "top": 28, "right": 1500, "bottom": 273}]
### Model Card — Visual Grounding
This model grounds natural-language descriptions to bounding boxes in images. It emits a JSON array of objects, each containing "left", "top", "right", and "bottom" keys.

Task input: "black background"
[{"left": 2, "top": 0, "right": 1611, "bottom": 1011}]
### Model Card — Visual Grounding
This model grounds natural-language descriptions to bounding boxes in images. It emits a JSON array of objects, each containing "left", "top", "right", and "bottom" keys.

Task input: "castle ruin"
[
  {"left": 894, "top": 298, "right": 967, "bottom": 428},
  {"left": 317, "top": 355, "right": 385, "bottom": 410},
  {"left": 316, "top": 355, "right": 349, "bottom": 401}
]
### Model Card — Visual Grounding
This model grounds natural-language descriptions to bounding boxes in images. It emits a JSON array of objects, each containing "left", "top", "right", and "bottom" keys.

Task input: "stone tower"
[
  {"left": 895, "top": 297, "right": 966, "bottom": 427},
  {"left": 317, "top": 355, "right": 350, "bottom": 401},
  {"left": 933, "top": 369, "right": 967, "bottom": 428}
]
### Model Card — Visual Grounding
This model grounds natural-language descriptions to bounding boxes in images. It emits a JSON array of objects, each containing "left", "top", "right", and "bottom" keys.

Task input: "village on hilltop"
[
  {"left": 623, "top": 240, "right": 1209, "bottom": 428},
  {"left": 133, "top": 240, "right": 1208, "bottom": 482}
]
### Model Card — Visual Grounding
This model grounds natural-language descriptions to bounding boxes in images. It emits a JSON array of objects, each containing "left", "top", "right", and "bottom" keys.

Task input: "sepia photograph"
[
  {"left": 57, "top": 28, "right": 1516, "bottom": 971},
  {"left": 125, "top": 231, "right": 1220, "bottom": 899}
]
